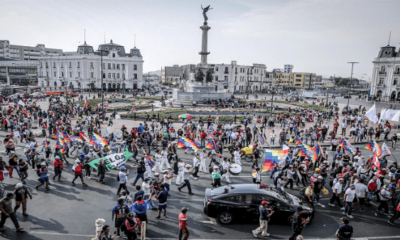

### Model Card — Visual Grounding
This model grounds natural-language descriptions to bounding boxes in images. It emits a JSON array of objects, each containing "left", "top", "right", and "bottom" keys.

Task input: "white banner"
[
  {"left": 18, "top": 100, "right": 25, "bottom": 106},
  {"left": 384, "top": 110, "right": 400, "bottom": 121},
  {"left": 365, "top": 103, "right": 379, "bottom": 124}
]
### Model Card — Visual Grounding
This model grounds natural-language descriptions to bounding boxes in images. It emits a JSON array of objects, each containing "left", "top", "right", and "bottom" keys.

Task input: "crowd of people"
[{"left": 0, "top": 93, "right": 399, "bottom": 240}]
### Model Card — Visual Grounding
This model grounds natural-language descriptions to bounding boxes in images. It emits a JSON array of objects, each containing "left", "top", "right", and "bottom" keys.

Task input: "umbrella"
[{"left": 179, "top": 114, "right": 194, "bottom": 120}]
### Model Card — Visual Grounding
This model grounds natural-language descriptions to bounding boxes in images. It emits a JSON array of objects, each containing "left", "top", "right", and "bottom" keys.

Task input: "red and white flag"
[
  {"left": 41, "top": 124, "right": 47, "bottom": 129},
  {"left": 84, "top": 100, "right": 88, "bottom": 107},
  {"left": 372, "top": 150, "right": 381, "bottom": 171}
]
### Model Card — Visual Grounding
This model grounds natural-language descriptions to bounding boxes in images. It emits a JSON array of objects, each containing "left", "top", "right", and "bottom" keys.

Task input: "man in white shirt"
[
  {"left": 176, "top": 159, "right": 185, "bottom": 185},
  {"left": 117, "top": 166, "right": 130, "bottom": 195},
  {"left": 160, "top": 148, "right": 171, "bottom": 170},
  {"left": 199, "top": 150, "right": 208, "bottom": 173},
  {"left": 341, "top": 121, "right": 347, "bottom": 136},
  {"left": 221, "top": 158, "right": 232, "bottom": 183},
  {"left": 234, "top": 148, "right": 241, "bottom": 165},
  {"left": 142, "top": 178, "right": 156, "bottom": 209},
  {"left": 343, "top": 184, "right": 358, "bottom": 218},
  {"left": 153, "top": 150, "right": 163, "bottom": 173},
  {"left": 192, "top": 154, "right": 200, "bottom": 179},
  {"left": 355, "top": 179, "right": 368, "bottom": 212},
  {"left": 329, "top": 178, "right": 345, "bottom": 210}
]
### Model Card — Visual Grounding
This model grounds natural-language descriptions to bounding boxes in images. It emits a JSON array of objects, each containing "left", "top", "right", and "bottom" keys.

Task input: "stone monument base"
[{"left": 173, "top": 88, "right": 231, "bottom": 101}]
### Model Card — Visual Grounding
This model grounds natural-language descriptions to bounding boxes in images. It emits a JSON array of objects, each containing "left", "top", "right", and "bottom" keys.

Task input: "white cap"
[
  {"left": 15, "top": 183, "right": 24, "bottom": 189},
  {"left": 41, "top": 162, "right": 46, "bottom": 166}
]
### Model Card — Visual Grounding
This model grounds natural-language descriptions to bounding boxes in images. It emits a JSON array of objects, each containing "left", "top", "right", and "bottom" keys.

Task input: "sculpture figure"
[
  {"left": 194, "top": 68, "right": 205, "bottom": 82},
  {"left": 201, "top": 5, "right": 212, "bottom": 23},
  {"left": 206, "top": 68, "right": 214, "bottom": 82}
]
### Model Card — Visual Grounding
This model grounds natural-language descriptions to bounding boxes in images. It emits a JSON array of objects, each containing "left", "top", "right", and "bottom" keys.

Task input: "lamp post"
[
  {"left": 98, "top": 49, "right": 109, "bottom": 120},
  {"left": 270, "top": 89, "right": 275, "bottom": 119},
  {"left": 347, "top": 62, "right": 359, "bottom": 110}
]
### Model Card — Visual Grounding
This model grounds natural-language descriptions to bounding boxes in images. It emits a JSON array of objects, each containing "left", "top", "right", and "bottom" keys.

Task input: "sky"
[{"left": 1, "top": 0, "right": 400, "bottom": 81}]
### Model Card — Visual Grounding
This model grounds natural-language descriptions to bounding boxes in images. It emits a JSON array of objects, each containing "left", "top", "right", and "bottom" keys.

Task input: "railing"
[{"left": 379, "top": 71, "right": 386, "bottom": 75}]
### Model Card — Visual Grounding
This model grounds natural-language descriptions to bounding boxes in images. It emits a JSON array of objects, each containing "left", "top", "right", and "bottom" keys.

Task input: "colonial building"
[
  {"left": 0, "top": 40, "right": 62, "bottom": 61},
  {"left": 370, "top": 44, "right": 400, "bottom": 101},
  {"left": 38, "top": 40, "right": 143, "bottom": 91}
]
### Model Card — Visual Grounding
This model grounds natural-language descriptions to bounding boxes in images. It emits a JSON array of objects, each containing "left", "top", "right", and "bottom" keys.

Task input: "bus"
[
  {"left": 28, "top": 86, "right": 73, "bottom": 96},
  {"left": 0, "top": 85, "right": 30, "bottom": 96}
]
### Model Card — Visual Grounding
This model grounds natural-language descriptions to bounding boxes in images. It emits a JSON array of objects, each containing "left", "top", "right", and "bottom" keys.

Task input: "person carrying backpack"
[
  {"left": 289, "top": 207, "right": 309, "bottom": 240},
  {"left": 131, "top": 161, "right": 146, "bottom": 186}
]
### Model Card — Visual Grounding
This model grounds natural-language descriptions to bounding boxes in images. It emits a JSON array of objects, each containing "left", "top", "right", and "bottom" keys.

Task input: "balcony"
[
  {"left": 235, "top": 71, "right": 238, "bottom": 74},
  {"left": 377, "top": 83, "right": 384, "bottom": 87},
  {"left": 379, "top": 71, "right": 387, "bottom": 75},
  {"left": 394, "top": 71, "right": 400, "bottom": 75}
]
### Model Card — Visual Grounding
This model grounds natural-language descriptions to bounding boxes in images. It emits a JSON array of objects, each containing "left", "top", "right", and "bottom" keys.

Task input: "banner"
[
  {"left": 88, "top": 149, "right": 133, "bottom": 171},
  {"left": 384, "top": 110, "right": 400, "bottom": 121}
]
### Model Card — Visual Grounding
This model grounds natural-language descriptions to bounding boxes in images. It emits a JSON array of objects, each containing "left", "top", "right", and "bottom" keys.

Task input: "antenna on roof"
[
  {"left": 388, "top": 31, "right": 391, "bottom": 46},
  {"left": 134, "top": 34, "right": 136, "bottom": 47},
  {"left": 84, "top": 29, "right": 86, "bottom": 45}
]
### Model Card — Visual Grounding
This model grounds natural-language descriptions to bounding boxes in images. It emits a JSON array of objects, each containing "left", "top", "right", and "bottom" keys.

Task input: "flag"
[
  {"left": 298, "top": 144, "right": 318, "bottom": 162},
  {"left": 381, "top": 142, "right": 391, "bottom": 157},
  {"left": 259, "top": 184, "right": 268, "bottom": 189},
  {"left": 379, "top": 109, "right": 387, "bottom": 122},
  {"left": 90, "top": 133, "right": 109, "bottom": 147},
  {"left": 18, "top": 100, "right": 25, "bottom": 106},
  {"left": 339, "top": 138, "right": 357, "bottom": 155},
  {"left": 55, "top": 139, "right": 63, "bottom": 149},
  {"left": 258, "top": 134, "right": 266, "bottom": 145},
  {"left": 372, "top": 150, "right": 381, "bottom": 171},
  {"left": 177, "top": 139, "right": 188, "bottom": 150},
  {"left": 42, "top": 137, "right": 49, "bottom": 147},
  {"left": 262, "top": 146, "right": 290, "bottom": 172},
  {"left": 105, "top": 102, "right": 109, "bottom": 108},
  {"left": 207, "top": 131, "right": 216, "bottom": 139},
  {"left": 313, "top": 142, "right": 325, "bottom": 159},
  {"left": 365, "top": 103, "right": 378, "bottom": 124},
  {"left": 84, "top": 100, "right": 88, "bottom": 107},
  {"left": 251, "top": 170, "right": 257, "bottom": 178},
  {"left": 295, "top": 136, "right": 302, "bottom": 144},
  {"left": 206, "top": 139, "right": 216, "bottom": 150},
  {"left": 79, "top": 132, "right": 90, "bottom": 142},
  {"left": 41, "top": 124, "right": 47, "bottom": 129},
  {"left": 60, "top": 132, "right": 72, "bottom": 142},
  {"left": 180, "top": 137, "right": 200, "bottom": 152},
  {"left": 70, "top": 135, "right": 84, "bottom": 143},
  {"left": 365, "top": 140, "right": 374, "bottom": 151},
  {"left": 142, "top": 148, "right": 154, "bottom": 167}
]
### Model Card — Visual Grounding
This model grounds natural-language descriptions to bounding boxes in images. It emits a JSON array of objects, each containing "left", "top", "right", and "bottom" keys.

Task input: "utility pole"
[
  {"left": 98, "top": 49, "right": 109, "bottom": 120},
  {"left": 347, "top": 62, "right": 359, "bottom": 110}
]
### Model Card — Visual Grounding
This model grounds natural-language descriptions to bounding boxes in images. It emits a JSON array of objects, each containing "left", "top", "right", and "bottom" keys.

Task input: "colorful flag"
[
  {"left": 313, "top": 142, "right": 325, "bottom": 159},
  {"left": 177, "top": 139, "right": 188, "bottom": 150},
  {"left": 90, "top": 133, "right": 109, "bottom": 147},
  {"left": 251, "top": 170, "right": 257, "bottom": 178},
  {"left": 60, "top": 132, "right": 72, "bottom": 142},
  {"left": 339, "top": 138, "right": 357, "bottom": 155},
  {"left": 206, "top": 139, "right": 216, "bottom": 150},
  {"left": 381, "top": 142, "right": 391, "bottom": 157},
  {"left": 44, "top": 137, "right": 49, "bottom": 147},
  {"left": 70, "top": 135, "right": 84, "bottom": 143},
  {"left": 262, "top": 146, "right": 290, "bottom": 172},
  {"left": 207, "top": 131, "right": 216, "bottom": 139},
  {"left": 142, "top": 148, "right": 154, "bottom": 167},
  {"left": 180, "top": 137, "right": 200, "bottom": 152},
  {"left": 79, "top": 132, "right": 90, "bottom": 142},
  {"left": 295, "top": 136, "right": 302, "bottom": 144},
  {"left": 55, "top": 139, "right": 63, "bottom": 149},
  {"left": 365, "top": 140, "right": 374, "bottom": 151},
  {"left": 298, "top": 144, "right": 318, "bottom": 162},
  {"left": 365, "top": 140, "right": 382, "bottom": 157}
]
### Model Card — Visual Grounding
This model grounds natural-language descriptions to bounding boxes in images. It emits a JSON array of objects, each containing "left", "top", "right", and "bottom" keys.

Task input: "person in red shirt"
[
  {"left": 179, "top": 207, "right": 189, "bottom": 240},
  {"left": 53, "top": 156, "right": 64, "bottom": 182},
  {"left": 200, "top": 130, "right": 207, "bottom": 148},
  {"left": 72, "top": 159, "right": 87, "bottom": 186}
]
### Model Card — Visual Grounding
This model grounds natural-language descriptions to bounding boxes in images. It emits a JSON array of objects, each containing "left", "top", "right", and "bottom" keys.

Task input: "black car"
[{"left": 203, "top": 184, "right": 313, "bottom": 225}]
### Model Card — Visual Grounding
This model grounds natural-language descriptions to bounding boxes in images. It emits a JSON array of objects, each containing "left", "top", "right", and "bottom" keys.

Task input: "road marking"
[{"left": 28, "top": 232, "right": 400, "bottom": 240}]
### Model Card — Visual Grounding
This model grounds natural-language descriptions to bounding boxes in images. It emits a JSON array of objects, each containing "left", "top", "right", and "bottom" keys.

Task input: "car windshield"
[{"left": 270, "top": 188, "right": 293, "bottom": 204}]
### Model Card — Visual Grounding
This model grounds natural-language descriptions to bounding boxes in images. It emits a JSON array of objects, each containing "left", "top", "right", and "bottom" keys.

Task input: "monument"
[{"left": 173, "top": 5, "right": 231, "bottom": 101}]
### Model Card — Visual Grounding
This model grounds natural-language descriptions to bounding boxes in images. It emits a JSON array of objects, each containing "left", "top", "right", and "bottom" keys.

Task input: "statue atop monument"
[{"left": 201, "top": 5, "right": 212, "bottom": 24}]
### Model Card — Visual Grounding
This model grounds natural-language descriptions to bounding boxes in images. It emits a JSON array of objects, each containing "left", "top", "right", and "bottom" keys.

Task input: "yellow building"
[
  {"left": 293, "top": 72, "right": 316, "bottom": 89},
  {"left": 275, "top": 72, "right": 294, "bottom": 88}
]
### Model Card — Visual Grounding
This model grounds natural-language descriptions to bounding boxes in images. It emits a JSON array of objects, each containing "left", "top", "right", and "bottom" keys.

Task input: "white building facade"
[
  {"left": 212, "top": 61, "right": 267, "bottom": 93},
  {"left": 0, "top": 40, "right": 62, "bottom": 61},
  {"left": 370, "top": 45, "right": 400, "bottom": 101},
  {"left": 37, "top": 40, "right": 143, "bottom": 91}
]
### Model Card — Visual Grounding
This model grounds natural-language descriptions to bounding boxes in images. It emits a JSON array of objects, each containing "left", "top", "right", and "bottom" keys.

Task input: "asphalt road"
[{"left": 0, "top": 93, "right": 399, "bottom": 240}]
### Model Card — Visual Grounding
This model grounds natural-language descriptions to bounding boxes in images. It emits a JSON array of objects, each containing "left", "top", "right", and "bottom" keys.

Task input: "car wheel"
[
  {"left": 218, "top": 212, "right": 234, "bottom": 224},
  {"left": 244, "top": 156, "right": 253, "bottom": 162}
]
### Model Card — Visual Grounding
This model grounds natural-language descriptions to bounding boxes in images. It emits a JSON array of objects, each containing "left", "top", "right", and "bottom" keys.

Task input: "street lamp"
[
  {"left": 98, "top": 49, "right": 109, "bottom": 120},
  {"left": 270, "top": 89, "right": 276, "bottom": 119},
  {"left": 347, "top": 62, "right": 359, "bottom": 110}
]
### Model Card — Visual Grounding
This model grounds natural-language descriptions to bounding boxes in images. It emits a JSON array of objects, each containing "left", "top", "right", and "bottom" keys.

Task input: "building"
[
  {"left": 143, "top": 73, "right": 161, "bottom": 89},
  {"left": 275, "top": 71, "right": 294, "bottom": 90},
  {"left": 0, "top": 40, "right": 62, "bottom": 61},
  {"left": 284, "top": 64, "right": 293, "bottom": 73},
  {"left": 0, "top": 57, "right": 39, "bottom": 85},
  {"left": 161, "top": 65, "right": 181, "bottom": 83},
  {"left": 370, "top": 44, "right": 400, "bottom": 101},
  {"left": 37, "top": 40, "right": 144, "bottom": 91},
  {"left": 294, "top": 72, "right": 316, "bottom": 90},
  {"left": 314, "top": 75, "right": 323, "bottom": 89},
  {"left": 321, "top": 78, "right": 335, "bottom": 88}
]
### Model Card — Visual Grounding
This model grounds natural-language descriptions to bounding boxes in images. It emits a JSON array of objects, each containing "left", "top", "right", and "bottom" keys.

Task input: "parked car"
[
  {"left": 30, "top": 92, "right": 45, "bottom": 98},
  {"left": 343, "top": 95, "right": 352, "bottom": 99},
  {"left": 203, "top": 184, "right": 314, "bottom": 225}
]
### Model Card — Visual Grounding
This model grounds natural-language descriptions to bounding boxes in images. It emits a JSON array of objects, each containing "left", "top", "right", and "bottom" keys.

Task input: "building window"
[
  {"left": 112, "top": 53, "right": 115, "bottom": 58},
  {"left": 225, "top": 76, "right": 228, "bottom": 81},
  {"left": 90, "top": 62, "right": 93, "bottom": 69},
  {"left": 112, "top": 64, "right": 115, "bottom": 69},
  {"left": 69, "top": 72, "right": 72, "bottom": 78},
  {"left": 122, "top": 64, "right": 125, "bottom": 70},
  {"left": 381, "top": 66, "right": 385, "bottom": 73},
  {"left": 77, "top": 62, "right": 80, "bottom": 68},
  {"left": 394, "top": 78, "right": 398, "bottom": 85},
  {"left": 69, "top": 62, "right": 72, "bottom": 68},
  {"left": 378, "top": 78, "right": 383, "bottom": 85},
  {"left": 53, "top": 62, "right": 56, "bottom": 68},
  {"left": 91, "top": 72, "right": 94, "bottom": 78},
  {"left": 108, "top": 63, "right": 111, "bottom": 69},
  {"left": 224, "top": 67, "right": 228, "bottom": 73},
  {"left": 112, "top": 73, "right": 115, "bottom": 79},
  {"left": 54, "top": 82, "right": 57, "bottom": 86},
  {"left": 102, "top": 63, "right": 105, "bottom": 69},
  {"left": 122, "top": 73, "right": 125, "bottom": 80},
  {"left": 396, "top": 67, "right": 400, "bottom": 74},
  {"left": 117, "top": 64, "right": 120, "bottom": 69},
  {"left": 61, "top": 72, "right": 64, "bottom": 77},
  {"left": 117, "top": 73, "right": 120, "bottom": 79},
  {"left": 133, "top": 64, "right": 137, "bottom": 70},
  {"left": 54, "top": 72, "right": 56, "bottom": 77},
  {"left": 134, "top": 74, "right": 137, "bottom": 79},
  {"left": 215, "top": 67, "right": 218, "bottom": 71},
  {"left": 46, "top": 63, "right": 48, "bottom": 68},
  {"left": 78, "top": 72, "right": 80, "bottom": 78},
  {"left": 215, "top": 75, "right": 218, "bottom": 81},
  {"left": 108, "top": 73, "right": 111, "bottom": 78},
  {"left": 61, "top": 62, "right": 63, "bottom": 68}
]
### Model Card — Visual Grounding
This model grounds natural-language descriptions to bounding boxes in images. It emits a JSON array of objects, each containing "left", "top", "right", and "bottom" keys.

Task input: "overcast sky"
[{"left": 1, "top": 0, "right": 400, "bottom": 80}]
